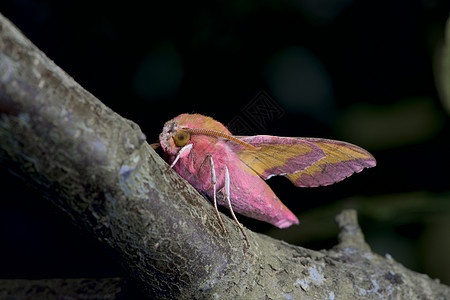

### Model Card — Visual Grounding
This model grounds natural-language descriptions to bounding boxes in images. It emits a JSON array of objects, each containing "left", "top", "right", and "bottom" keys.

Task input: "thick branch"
[
  {"left": 0, "top": 278, "right": 125, "bottom": 299},
  {"left": 0, "top": 13, "right": 449, "bottom": 299}
]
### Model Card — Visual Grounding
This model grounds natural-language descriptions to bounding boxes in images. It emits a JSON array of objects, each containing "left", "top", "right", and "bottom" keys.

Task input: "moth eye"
[{"left": 173, "top": 129, "right": 190, "bottom": 147}]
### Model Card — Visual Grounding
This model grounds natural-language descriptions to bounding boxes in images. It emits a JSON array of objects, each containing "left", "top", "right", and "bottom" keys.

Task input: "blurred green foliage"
[
  {"left": 435, "top": 17, "right": 450, "bottom": 115},
  {"left": 335, "top": 97, "right": 445, "bottom": 149}
]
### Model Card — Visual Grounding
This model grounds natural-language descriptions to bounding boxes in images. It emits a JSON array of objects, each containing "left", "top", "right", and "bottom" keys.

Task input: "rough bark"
[
  {"left": 0, "top": 278, "right": 125, "bottom": 299},
  {"left": 0, "top": 12, "right": 449, "bottom": 299}
]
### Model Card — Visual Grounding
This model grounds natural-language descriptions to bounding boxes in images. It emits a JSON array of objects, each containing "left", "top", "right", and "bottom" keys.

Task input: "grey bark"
[
  {"left": 0, "top": 12, "right": 449, "bottom": 299},
  {"left": 0, "top": 278, "right": 125, "bottom": 299}
]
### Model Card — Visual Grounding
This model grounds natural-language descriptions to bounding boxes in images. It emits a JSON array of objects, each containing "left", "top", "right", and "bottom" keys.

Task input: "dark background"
[{"left": 1, "top": 0, "right": 450, "bottom": 288}]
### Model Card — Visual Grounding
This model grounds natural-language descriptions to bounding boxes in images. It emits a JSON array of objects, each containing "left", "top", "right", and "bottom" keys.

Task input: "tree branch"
[
  {"left": 0, "top": 278, "right": 125, "bottom": 299},
  {"left": 0, "top": 13, "right": 449, "bottom": 299}
]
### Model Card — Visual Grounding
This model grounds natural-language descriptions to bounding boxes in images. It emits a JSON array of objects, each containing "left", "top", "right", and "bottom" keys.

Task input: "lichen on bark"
[{"left": 0, "top": 12, "right": 449, "bottom": 299}]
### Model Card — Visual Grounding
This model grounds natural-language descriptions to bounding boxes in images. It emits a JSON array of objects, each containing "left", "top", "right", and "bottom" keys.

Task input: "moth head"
[{"left": 159, "top": 119, "right": 191, "bottom": 155}]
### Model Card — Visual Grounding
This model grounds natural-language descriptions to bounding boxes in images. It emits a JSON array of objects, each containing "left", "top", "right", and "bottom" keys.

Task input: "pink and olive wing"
[
  {"left": 231, "top": 136, "right": 376, "bottom": 187},
  {"left": 230, "top": 135, "right": 326, "bottom": 179},
  {"left": 284, "top": 138, "right": 376, "bottom": 187}
]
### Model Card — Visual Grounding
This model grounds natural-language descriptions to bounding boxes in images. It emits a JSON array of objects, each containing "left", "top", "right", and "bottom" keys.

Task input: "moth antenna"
[{"left": 185, "top": 128, "right": 259, "bottom": 150}]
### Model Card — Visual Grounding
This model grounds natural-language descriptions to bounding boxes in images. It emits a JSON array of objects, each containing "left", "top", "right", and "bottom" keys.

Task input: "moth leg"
[
  {"left": 224, "top": 166, "right": 250, "bottom": 247},
  {"left": 167, "top": 144, "right": 193, "bottom": 171},
  {"left": 208, "top": 156, "right": 227, "bottom": 233},
  {"left": 150, "top": 143, "right": 160, "bottom": 150}
]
